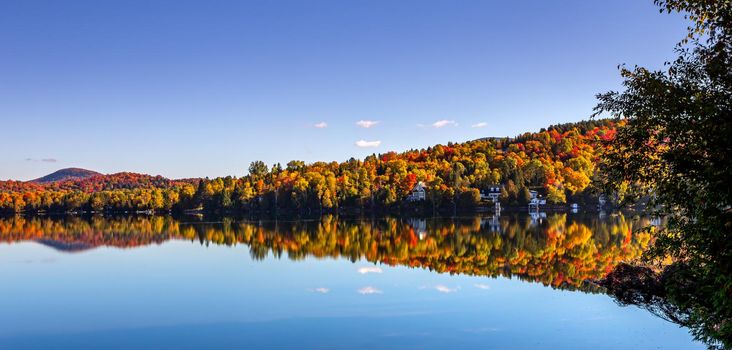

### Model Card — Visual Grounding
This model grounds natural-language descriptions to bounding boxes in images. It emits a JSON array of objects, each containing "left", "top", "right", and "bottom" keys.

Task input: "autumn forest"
[{"left": 0, "top": 119, "right": 618, "bottom": 215}]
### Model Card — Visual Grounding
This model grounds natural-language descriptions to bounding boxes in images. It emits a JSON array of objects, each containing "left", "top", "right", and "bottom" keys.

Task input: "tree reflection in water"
[{"left": 0, "top": 213, "right": 652, "bottom": 291}]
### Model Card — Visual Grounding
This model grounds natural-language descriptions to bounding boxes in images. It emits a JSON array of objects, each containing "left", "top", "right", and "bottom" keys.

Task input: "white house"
[
  {"left": 528, "top": 190, "right": 546, "bottom": 211},
  {"left": 529, "top": 190, "right": 539, "bottom": 200},
  {"left": 480, "top": 185, "right": 502, "bottom": 202},
  {"left": 406, "top": 182, "right": 427, "bottom": 202}
]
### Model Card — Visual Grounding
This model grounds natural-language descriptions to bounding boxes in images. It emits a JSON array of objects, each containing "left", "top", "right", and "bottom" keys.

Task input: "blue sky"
[{"left": 1, "top": 0, "right": 686, "bottom": 180}]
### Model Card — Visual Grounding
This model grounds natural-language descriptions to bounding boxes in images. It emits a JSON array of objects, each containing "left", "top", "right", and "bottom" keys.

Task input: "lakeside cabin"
[
  {"left": 480, "top": 185, "right": 502, "bottom": 202},
  {"left": 406, "top": 182, "right": 427, "bottom": 202},
  {"left": 481, "top": 185, "right": 503, "bottom": 212},
  {"left": 528, "top": 190, "right": 547, "bottom": 211}
]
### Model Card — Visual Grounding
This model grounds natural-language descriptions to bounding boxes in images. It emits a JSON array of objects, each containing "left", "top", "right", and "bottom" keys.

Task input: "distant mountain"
[
  {"left": 0, "top": 169, "right": 196, "bottom": 193},
  {"left": 30, "top": 168, "right": 102, "bottom": 183}
]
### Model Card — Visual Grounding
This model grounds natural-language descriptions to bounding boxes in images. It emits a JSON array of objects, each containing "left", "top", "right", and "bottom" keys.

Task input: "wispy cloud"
[
  {"left": 355, "top": 140, "right": 381, "bottom": 148},
  {"left": 471, "top": 122, "right": 488, "bottom": 128},
  {"left": 25, "top": 158, "right": 58, "bottom": 163},
  {"left": 358, "top": 286, "right": 383, "bottom": 295},
  {"left": 435, "top": 285, "right": 460, "bottom": 293},
  {"left": 432, "top": 120, "right": 457, "bottom": 128},
  {"left": 310, "top": 287, "right": 330, "bottom": 294},
  {"left": 314, "top": 121, "right": 328, "bottom": 128},
  {"left": 474, "top": 283, "right": 491, "bottom": 290},
  {"left": 357, "top": 266, "right": 383, "bottom": 274},
  {"left": 356, "top": 120, "right": 379, "bottom": 128}
]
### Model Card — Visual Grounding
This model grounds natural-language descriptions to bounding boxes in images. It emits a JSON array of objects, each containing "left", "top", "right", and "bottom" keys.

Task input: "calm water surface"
[{"left": 0, "top": 214, "right": 701, "bottom": 349}]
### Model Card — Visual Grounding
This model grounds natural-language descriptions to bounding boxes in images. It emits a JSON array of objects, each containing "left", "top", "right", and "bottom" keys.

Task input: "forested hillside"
[{"left": 0, "top": 119, "right": 619, "bottom": 214}]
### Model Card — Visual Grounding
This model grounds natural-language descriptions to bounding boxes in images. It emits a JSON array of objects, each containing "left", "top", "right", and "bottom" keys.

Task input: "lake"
[{"left": 0, "top": 214, "right": 702, "bottom": 349}]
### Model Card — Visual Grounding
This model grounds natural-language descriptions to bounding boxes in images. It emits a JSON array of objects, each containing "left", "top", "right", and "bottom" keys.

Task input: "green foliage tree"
[
  {"left": 594, "top": 0, "right": 731, "bottom": 347},
  {"left": 248, "top": 161, "right": 268, "bottom": 179}
]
